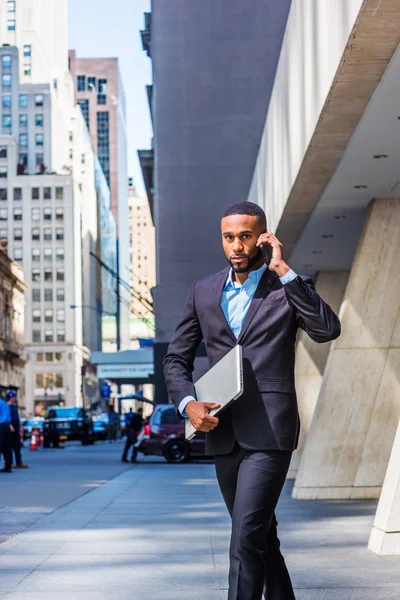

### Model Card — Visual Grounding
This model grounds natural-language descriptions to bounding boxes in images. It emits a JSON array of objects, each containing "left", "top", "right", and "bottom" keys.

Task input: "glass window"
[
  {"left": 43, "top": 248, "right": 52, "bottom": 261},
  {"left": 18, "top": 154, "right": 27, "bottom": 172},
  {"left": 56, "top": 309, "right": 65, "bottom": 323},
  {"left": 32, "top": 289, "right": 40, "bottom": 302},
  {"left": 2, "top": 95, "right": 11, "bottom": 108},
  {"left": 19, "top": 133, "right": 28, "bottom": 147},
  {"left": 55, "top": 187, "right": 63, "bottom": 200},
  {"left": 45, "top": 330, "right": 53, "bottom": 342},
  {"left": 36, "top": 353, "right": 44, "bottom": 362},
  {"left": 44, "top": 268, "right": 52, "bottom": 282},
  {"left": 87, "top": 76, "right": 96, "bottom": 90},
  {"left": 2, "top": 74, "right": 11, "bottom": 88},
  {"left": 56, "top": 268, "right": 64, "bottom": 281},
  {"left": 43, "top": 187, "right": 51, "bottom": 199},
  {"left": 13, "top": 228, "right": 22, "bottom": 240},
  {"left": 32, "top": 269, "right": 40, "bottom": 282},
  {"left": 56, "top": 227, "right": 64, "bottom": 241},
  {"left": 33, "top": 309, "right": 41, "bottom": 322},
  {"left": 1, "top": 55, "right": 12, "bottom": 69},
  {"left": 31, "top": 208, "right": 40, "bottom": 220},
  {"left": 35, "top": 133, "right": 44, "bottom": 146},
  {"left": 45, "top": 309, "right": 53, "bottom": 323},
  {"left": 97, "top": 94, "right": 106, "bottom": 105},
  {"left": 45, "top": 353, "right": 53, "bottom": 362},
  {"left": 35, "top": 153, "right": 44, "bottom": 171},
  {"left": 35, "top": 114, "right": 44, "bottom": 127},
  {"left": 55, "top": 373, "right": 64, "bottom": 387},
  {"left": 0, "top": 147, "right": 6, "bottom": 158},
  {"left": 56, "top": 288, "right": 65, "bottom": 302},
  {"left": 57, "top": 330, "right": 65, "bottom": 343},
  {"left": 56, "top": 248, "right": 64, "bottom": 261},
  {"left": 0, "top": 228, "right": 7, "bottom": 240},
  {"left": 32, "top": 330, "right": 41, "bottom": 342},
  {"left": 44, "top": 289, "right": 53, "bottom": 302},
  {"left": 55, "top": 352, "right": 63, "bottom": 363},
  {"left": 13, "top": 208, "right": 22, "bottom": 220},
  {"left": 77, "top": 99, "right": 89, "bottom": 130},
  {"left": 19, "top": 114, "right": 28, "bottom": 127},
  {"left": 77, "top": 75, "right": 86, "bottom": 92},
  {"left": 2, "top": 114, "right": 11, "bottom": 129},
  {"left": 0, "top": 189, "right": 7, "bottom": 200},
  {"left": 7, "top": 19, "right": 16, "bottom": 31},
  {"left": 98, "top": 79, "right": 107, "bottom": 93},
  {"left": 34, "top": 94, "right": 44, "bottom": 107},
  {"left": 32, "top": 227, "right": 40, "bottom": 241},
  {"left": 23, "top": 45, "right": 31, "bottom": 57},
  {"left": 0, "top": 208, "right": 8, "bottom": 220},
  {"left": 43, "top": 208, "right": 52, "bottom": 220},
  {"left": 32, "top": 187, "right": 40, "bottom": 200},
  {"left": 24, "top": 64, "right": 31, "bottom": 77},
  {"left": 0, "top": 167, "right": 8, "bottom": 178},
  {"left": 7, "top": 1, "right": 16, "bottom": 12},
  {"left": 13, "top": 248, "right": 22, "bottom": 261},
  {"left": 43, "top": 228, "right": 51, "bottom": 241},
  {"left": 35, "top": 373, "right": 44, "bottom": 387},
  {"left": 55, "top": 208, "right": 63, "bottom": 221},
  {"left": 31, "top": 248, "right": 40, "bottom": 261},
  {"left": 19, "top": 94, "right": 28, "bottom": 108},
  {"left": 13, "top": 188, "right": 22, "bottom": 200}
]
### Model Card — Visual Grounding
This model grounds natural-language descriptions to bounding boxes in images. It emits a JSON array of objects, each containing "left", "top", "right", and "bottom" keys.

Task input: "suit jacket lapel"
[
  {"left": 214, "top": 268, "right": 237, "bottom": 344},
  {"left": 237, "top": 268, "right": 279, "bottom": 344}
]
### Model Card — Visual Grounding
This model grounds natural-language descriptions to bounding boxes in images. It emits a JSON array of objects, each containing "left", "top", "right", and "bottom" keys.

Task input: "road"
[{"left": 1, "top": 441, "right": 400, "bottom": 599}]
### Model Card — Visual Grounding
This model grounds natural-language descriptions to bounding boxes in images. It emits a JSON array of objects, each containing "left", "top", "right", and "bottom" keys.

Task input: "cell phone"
[{"left": 260, "top": 243, "right": 272, "bottom": 265}]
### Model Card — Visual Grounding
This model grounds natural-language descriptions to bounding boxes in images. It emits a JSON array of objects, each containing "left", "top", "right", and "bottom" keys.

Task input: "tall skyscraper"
[
  {"left": 128, "top": 179, "right": 155, "bottom": 325},
  {"left": 0, "top": 1, "right": 114, "bottom": 415},
  {"left": 68, "top": 52, "right": 130, "bottom": 349}
]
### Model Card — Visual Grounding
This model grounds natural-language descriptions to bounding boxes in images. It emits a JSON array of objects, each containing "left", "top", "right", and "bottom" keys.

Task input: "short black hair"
[{"left": 222, "top": 202, "right": 267, "bottom": 229}]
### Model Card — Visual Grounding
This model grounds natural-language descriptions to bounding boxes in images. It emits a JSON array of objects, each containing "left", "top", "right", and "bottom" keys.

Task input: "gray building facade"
[{"left": 148, "top": 0, "right": 292, "bottom": 402}]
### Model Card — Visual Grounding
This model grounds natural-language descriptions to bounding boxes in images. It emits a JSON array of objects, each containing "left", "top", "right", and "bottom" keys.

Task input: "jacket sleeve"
[
  {"left": 283, "top": 275, "right": 341, "bottom": 343},
  {"left": 163, "top": 282, "right": 204, "bottom": 413}
]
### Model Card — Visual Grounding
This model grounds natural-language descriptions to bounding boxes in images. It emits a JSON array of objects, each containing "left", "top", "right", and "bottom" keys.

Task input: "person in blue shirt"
[
  {"left": 6, "top": 391, "right": 28, "bottom": 469},
  {"left": 0, "top": 393, "right": 12, "bottom": 473}
]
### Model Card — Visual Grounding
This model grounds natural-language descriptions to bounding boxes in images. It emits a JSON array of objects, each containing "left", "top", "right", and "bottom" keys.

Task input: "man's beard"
[{"left": 227, "top": 248, "right": 264, "bottom": 274}]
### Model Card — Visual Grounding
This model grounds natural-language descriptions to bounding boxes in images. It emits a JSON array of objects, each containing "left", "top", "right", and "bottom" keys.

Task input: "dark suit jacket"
[{"left": 163, "top": 267, "right": 341, "bottom": 455}]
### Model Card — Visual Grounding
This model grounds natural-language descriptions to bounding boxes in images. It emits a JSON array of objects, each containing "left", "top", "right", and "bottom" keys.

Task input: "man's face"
[{"left": 221, "top": 214, "right": 265, "bottom": 274}]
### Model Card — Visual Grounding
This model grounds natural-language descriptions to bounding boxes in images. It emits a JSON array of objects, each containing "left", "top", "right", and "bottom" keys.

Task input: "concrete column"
[
  {"left": 288, "top": 270, "right": 349, "bottom": 478},
  {"left": 293, "top": 198, "right": 400, "bottom": 500},
  {"left": 369, "top": 418, "right": 400, "bottom": 555}
]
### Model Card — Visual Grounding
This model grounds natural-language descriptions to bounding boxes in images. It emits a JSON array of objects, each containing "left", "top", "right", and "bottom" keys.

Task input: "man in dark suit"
[{"left": 163, "top": 202, "right": 341, "bottom": 600}]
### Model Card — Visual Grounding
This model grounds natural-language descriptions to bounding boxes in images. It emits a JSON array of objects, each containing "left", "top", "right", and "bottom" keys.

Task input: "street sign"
[{"left": 97, "top": 364, "right": 154, "bottom": 380}]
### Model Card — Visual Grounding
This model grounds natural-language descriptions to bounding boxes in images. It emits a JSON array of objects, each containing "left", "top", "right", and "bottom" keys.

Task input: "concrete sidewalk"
[{"left": 1, "top": 460, "right": 400, "bottom": 599}]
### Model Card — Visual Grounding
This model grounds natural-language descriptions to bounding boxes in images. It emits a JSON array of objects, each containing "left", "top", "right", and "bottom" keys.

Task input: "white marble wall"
[
  {"left": 293, "top": 198, "right": 400, "bottom": 500},
  {"left": 288, "top": 270, "right": 349, "bottom": 478}
]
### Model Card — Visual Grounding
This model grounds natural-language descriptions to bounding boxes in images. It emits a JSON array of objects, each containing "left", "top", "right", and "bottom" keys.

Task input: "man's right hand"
[{"left": 185, "top": 400, "right": 221, "bottom": 433}]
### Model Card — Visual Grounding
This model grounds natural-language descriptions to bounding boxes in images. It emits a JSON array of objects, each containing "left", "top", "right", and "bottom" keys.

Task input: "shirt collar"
[{"left": 225, "top": 262, "right": 267, "bottom": 289}]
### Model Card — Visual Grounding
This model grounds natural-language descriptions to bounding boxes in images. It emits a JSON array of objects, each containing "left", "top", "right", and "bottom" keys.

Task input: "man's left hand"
[{"left": 257, "top": 230, "right": 290, "bottom": 277}]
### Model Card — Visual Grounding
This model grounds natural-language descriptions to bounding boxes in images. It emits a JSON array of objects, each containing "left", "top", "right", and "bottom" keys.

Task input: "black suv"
[{"left": 43, "top": 406, "right": 95, "bottom": 447}]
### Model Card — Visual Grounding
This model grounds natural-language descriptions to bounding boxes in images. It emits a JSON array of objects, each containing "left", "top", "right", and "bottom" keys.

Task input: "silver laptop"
[{"left": 185, "top": 344, "right": 243, "bottom": 440}]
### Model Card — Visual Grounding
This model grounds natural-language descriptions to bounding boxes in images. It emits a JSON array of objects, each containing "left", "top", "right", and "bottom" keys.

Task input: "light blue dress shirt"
[{"left": 178, "top": 266, "right": 298, "bottom": 416}]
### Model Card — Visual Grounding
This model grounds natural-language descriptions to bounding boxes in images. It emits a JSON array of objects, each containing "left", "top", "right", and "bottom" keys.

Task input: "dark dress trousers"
[{"left": 163, "top": 267, "right": 341, "bottom": 599}]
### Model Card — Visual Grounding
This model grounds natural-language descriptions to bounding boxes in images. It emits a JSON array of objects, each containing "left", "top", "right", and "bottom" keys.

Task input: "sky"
[{"left": 68, "top": 0, "right": 152, "bottom": 194}]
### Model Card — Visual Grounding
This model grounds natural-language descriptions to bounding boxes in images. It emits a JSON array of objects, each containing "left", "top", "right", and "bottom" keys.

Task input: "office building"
[
  {"left": 0, "top": 239, "right": 26, "bottom": 409},
  {"left": 68, "top": 51, "right": 130, "bottom": 349},
  {"left": 146, "top": 0, "right": 400, "bottom": 555},
  {"left": 128, "top": 179, "right": 155, "bottom": 325},
  {"left": 0, "top": 33, "right": 104, "bottom": 414}
]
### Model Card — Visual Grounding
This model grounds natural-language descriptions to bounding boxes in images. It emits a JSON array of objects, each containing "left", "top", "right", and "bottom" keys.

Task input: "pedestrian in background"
[
  {"left": 6, "top": 391, "right": 28, "bottom": 469},
  {"left": 107, "top": 405, "right": 119, "bottom": 443},
  {"left": 0, "top": 394, "right": 12, "bottom": 473},
  {"left": 121, "top": 407, "right": 143, "bottom": 463}
]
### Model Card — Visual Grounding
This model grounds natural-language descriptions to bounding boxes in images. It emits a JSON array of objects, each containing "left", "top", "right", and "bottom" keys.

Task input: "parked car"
[
  {"left": 43, "top": 406, "right": 95, "bottom": 447},
  {"left": 92, "top": 414, "right": 108, "bottom": 441},
  {"left": 22, "top": 417, "right": 44, "bottom": 440},
  {"left": 138, "top": 404, "right": 208, "bottom": 463}
]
